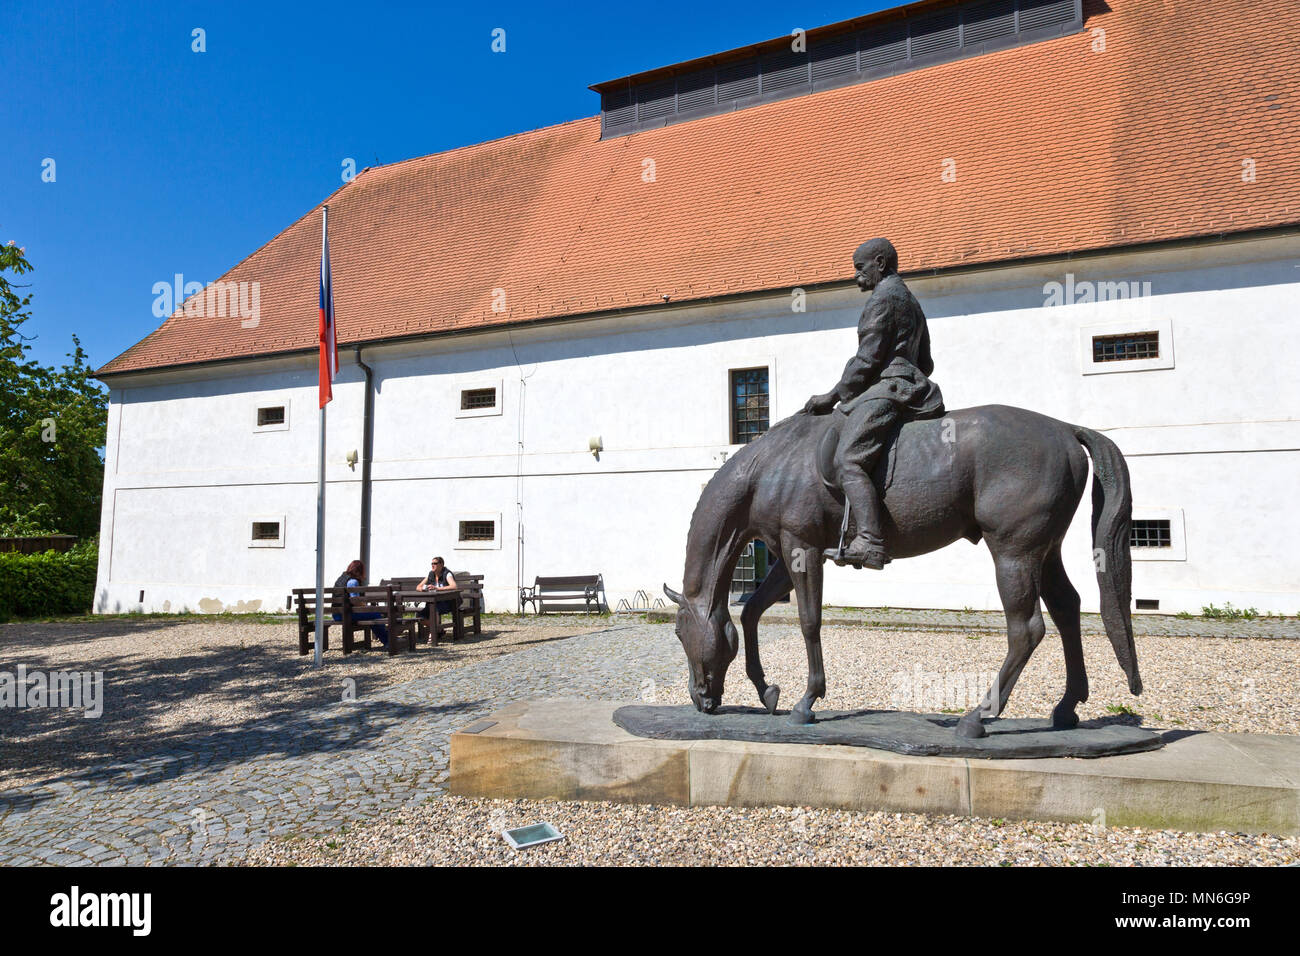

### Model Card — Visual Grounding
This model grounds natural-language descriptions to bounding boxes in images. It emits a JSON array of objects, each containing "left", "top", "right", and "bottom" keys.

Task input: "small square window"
[
  {"left": 1092, "top": 331, "right": 1159, "bottom": 363},
  {"left": 459, "top": 520, "right": 495, "bottom": 542},
  {"left": 461, "top": 388, "right": 497, "bottom": 410},
  {"left": 1080, "top": 320, "right": 1173, "bottom": 376},
  {"left": 454, "top": 512, "right": 502, "bottom": 550},
  {"left": 249, "top": 516, "right": 286, "bottom": 548},
  {"left": 257, "top": 406, "right": 286, "bottom": 426},
  {"left": 455, "top": 380, "right": 505, "bottom": 418},
  {"left": 1130, "top": 519, "right": 1171, "bottom": 549}
]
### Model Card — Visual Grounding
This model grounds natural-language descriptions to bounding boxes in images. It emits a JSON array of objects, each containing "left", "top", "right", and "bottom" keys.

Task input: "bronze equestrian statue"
[{"left": 664, "top": 239, "right": 1142, "bottom": 739}]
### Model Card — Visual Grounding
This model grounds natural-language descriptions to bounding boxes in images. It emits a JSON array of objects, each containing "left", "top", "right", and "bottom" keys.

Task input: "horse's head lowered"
[{"left": 663, "top": 583, "right": 737, "bottom": 713}]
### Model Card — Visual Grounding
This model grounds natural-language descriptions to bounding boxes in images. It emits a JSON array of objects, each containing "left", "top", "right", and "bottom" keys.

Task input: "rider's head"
[{"left": 853, "top": 238, "right": 898, "bottom": 291}]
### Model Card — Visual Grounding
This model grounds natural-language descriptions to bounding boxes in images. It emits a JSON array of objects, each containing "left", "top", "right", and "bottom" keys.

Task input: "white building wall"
[{"left": 95, "top": 232, "right": 1300, "bottom": 616}]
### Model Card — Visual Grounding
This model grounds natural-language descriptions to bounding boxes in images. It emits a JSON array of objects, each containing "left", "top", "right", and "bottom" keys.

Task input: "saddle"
[{"left": 815, "top": 417, "right": 900, "bottom": 493}]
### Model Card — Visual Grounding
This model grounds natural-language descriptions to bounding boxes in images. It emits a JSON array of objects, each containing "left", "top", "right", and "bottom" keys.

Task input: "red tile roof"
[{"left": 98, "top": 0, "right": 1300, "bottom": 376}]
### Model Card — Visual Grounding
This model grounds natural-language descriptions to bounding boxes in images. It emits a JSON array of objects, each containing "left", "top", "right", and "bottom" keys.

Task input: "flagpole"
[{"left": 314, "top": 205, "right": 329, "bottom": 668}]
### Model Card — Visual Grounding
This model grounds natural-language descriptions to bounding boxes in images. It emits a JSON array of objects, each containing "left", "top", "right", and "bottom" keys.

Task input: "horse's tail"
[{"left": 1074, "top": 426, "right": 1141, "bottom": 695}]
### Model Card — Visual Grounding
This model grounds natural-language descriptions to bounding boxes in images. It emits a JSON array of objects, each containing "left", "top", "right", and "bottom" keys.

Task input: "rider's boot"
[{"left": 830, "top": 473, "right": 890, "bottom": 570}]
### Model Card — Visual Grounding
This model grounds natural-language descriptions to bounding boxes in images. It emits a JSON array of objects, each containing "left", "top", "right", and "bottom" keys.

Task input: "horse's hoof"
[
  {"left": 762, "top": 684, "right": 781, "bottom": 714},
  {"left": 955, "top": 716, "right": 987, "bottom": 739},
  {"left": 789, "top": 705, "right": 815, "bottom": 725},
  {"left": 1052, "top": 705, "right": 1079, "bottom": 730}
]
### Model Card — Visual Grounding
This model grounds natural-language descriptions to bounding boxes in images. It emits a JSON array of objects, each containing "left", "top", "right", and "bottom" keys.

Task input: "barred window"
[
  {"left": 730, "top": 367, "right": 769, "bottom": 445},
  {"left": 459, "top": 520, "right": 495, "bottom": 542},
  {"left": 1093, "top": 331, "right": 1159, "bottom": 363},
  {"left": 1130, "top": 519, "right": 1171, "bottom": 549},
  {"left": 460, "top": 388, "right": 497, "bottom": 410},
  {"left": 257, "top": 406, "right": 286, "bottom": 426}
]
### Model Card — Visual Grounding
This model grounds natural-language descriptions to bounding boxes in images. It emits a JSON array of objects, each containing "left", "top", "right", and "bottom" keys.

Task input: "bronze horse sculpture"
[{"left": 663, "top": 404, "right": 1142, "bottom": 739}]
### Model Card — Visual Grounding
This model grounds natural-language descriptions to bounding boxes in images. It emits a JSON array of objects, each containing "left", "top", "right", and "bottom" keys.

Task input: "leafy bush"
[{"left": 0, "top": 540, "right": 98, "bottom": 621}]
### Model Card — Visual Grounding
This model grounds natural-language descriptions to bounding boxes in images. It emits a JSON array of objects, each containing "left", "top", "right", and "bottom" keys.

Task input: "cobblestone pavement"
[{"left": 0, "top": 621, "right": 688, "bottom": 865}]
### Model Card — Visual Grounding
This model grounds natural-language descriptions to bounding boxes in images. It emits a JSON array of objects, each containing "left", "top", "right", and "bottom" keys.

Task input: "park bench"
[
  {"left": 293, "top": 585, "right": 419, "bottom": 656},
  {"left": 518, "top": 574, "right": 607, "bottom": 614},
  {"left": 380, "top": 572, "right": 485, "bottom": 644}
]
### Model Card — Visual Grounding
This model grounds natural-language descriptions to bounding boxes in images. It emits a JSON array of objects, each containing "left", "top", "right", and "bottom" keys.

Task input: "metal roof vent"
[{"left": 594, "top": 0, "right": 1082, "bottom": 138}]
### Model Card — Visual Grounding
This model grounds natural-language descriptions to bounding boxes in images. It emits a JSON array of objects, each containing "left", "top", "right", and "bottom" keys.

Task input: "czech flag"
[{"left": 318, "top": 207, "right": 338, "bottom": 408}]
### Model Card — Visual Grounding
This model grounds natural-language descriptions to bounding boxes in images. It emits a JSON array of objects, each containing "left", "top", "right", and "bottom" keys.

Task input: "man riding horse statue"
[
  {"left": 664, "top": 238, "right": 1142, "bottom": 739},
  {"left": 804, "top": 238, "right": 945, "bottom": 570}
]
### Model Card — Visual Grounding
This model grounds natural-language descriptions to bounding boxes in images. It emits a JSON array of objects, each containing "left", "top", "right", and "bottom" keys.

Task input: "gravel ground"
[
  {"left": 747, "top": 627, "right": 1299, "bottom": 734},
  {"left": 745, "top": 603, "right": 1300, "bottom": 639},
  {"left": 0, "top": 614, "right": 605, "bottom": 791},
  {"left": 242, "top": 620, "right": 1299, "bottom": 868},
  {"left": 243, "top": 794, "right": 1300, "bottom": 867}
]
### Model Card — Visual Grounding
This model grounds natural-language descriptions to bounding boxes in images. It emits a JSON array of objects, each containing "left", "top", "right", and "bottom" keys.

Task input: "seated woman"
[
  {"left": 333, "top": 559, "right": 388, "bottom": 647},
  {"left": 416, "top": 556, "right": 458, "bottom": 636}
]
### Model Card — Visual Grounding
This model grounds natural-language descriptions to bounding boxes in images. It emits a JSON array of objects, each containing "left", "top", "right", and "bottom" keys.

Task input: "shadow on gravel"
[{"left": 0, "top": 617, "right": 212, "bottom": 644}]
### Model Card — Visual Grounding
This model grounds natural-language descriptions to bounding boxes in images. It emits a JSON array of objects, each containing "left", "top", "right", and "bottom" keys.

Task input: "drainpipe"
[{"left": 354, "top": 346, "right": 374, "bottom": 571}]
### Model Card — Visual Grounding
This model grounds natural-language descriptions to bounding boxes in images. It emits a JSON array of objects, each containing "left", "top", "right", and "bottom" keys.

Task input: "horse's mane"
[{"left": 680, "top": 413, "right": 814, "bottom": 601}]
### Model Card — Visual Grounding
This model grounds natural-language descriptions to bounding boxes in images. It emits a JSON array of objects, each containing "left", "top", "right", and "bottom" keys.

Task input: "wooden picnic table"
[{"left": 396, "top": 588, "right": 464, "bottom": 644}]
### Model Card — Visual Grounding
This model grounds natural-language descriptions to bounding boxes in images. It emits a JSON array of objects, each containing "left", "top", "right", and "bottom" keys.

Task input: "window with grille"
[
  {"left": 1130, "top": 519, "right": 1171, "bottom": 549},
  {"left": 730, "top": 368, "right": 769, "bottom": 444},
  {"left": 251, "top": 521, "right": 281, "bottom": 542},
  {"left": 1093, "top": 331, "right": 1159, "bottom": 363},
  {"left": 257, "top": 406, "right": 286, "bottom": 427},
  {"left": 460, "top": 387, "right": 497, "bottom": 411},
  {"left": 459, "top": 520, "right": 495, "bottom": 542}
]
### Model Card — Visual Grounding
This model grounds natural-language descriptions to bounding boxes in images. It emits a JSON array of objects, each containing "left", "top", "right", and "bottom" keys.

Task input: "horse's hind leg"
[
  {"left": 783, "top": 538, "right": 826, "bottom": 725},
  {"left": 740, "top": 555, "right": 792, "bottom": 714},
  {"left": 957, "top": 550, "right": 1047, "bottom": 739},
  {"left": 1041, "top": 546, "right": 1088, "bottom": 729}
]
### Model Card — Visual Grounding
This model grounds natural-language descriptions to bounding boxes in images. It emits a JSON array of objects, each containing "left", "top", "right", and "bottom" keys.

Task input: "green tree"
[{"left": 0, "top": 242, "right": 108, "bottom": 538}]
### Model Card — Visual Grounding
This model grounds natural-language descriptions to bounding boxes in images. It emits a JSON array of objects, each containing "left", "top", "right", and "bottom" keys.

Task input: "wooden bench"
[
  {"left": 453, "top": 573, "right": 484, "bottom": 637},
  {"left": 381, "top": 572, "right": 485, "bottom": 643},
  {"left": 293, "top": 585, "right": 419, "bottom": 656},
  {"left": 518, "top": 574, "right": 607, "bottom": 614}
]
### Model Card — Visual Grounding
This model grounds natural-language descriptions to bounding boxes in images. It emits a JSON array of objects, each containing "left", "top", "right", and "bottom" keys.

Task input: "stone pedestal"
[{"left": 449, "top": 698, "right": 1300, "bottom": 835}]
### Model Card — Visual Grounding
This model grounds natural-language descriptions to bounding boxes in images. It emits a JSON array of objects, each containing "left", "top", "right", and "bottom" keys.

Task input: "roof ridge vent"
[{"left": 594, "top": 0, "right": 1081, "bottom": 138}]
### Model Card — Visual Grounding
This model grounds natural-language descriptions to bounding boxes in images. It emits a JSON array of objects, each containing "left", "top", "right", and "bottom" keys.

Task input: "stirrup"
[
  {"left": 823, "top": 546, "right": 864, "bottom": 569},
  {"left": 823, "top": 546, "right": 889, "bottom": 570},
  {"left": 825, "top": 498, "right": 889, "bottom": 569}
]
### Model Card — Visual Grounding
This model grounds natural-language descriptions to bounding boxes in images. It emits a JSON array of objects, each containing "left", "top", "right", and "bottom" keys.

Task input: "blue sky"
[{"left": 2, "top": 0, "right": 891, "bottom": 373}]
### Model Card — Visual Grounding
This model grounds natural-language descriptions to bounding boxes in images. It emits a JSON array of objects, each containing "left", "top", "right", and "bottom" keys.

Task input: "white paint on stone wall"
[{"left": 94, "top": 234, "right": 1300, "bottom": 616}]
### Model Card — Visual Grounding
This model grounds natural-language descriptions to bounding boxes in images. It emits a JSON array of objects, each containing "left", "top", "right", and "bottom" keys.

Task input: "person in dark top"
[
  {"left": 416, "top": 556, "right": 458, "bottom": 635},
  {"left": 332, "top": 559, "right": 388, "bottom": 647}
]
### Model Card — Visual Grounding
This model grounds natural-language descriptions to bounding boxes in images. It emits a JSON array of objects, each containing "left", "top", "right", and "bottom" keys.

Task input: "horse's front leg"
[
  {"left": 783, "top": 539, "right": 825, "bottom": 725},
  {"left": 739, "top": 554, "right": 793, "bottom": 714}
]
